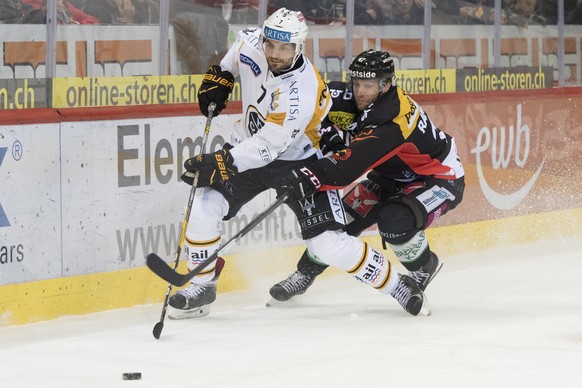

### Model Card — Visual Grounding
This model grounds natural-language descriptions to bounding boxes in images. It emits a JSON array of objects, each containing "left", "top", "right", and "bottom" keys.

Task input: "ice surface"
[{"left": 1, "top": 236, "right": 581, "bottom": 388}]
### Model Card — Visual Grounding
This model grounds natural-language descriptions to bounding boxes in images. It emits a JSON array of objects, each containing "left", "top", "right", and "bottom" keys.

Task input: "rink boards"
[{"left": 1, "top": 88, "right": 582, "bottom": 326}]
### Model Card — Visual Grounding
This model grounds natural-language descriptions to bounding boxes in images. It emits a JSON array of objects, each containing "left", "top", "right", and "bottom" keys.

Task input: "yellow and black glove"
[
  {"left": 198, "top": 65, "right": 234, "bottom": 117},
  {"left": 181, "top": 144, "right": 237, "bottom": 187}
]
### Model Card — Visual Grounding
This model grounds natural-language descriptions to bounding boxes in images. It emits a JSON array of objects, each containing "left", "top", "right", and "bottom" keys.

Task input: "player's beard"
[
  {"left": 355, "top": 90, "right": 383, "bottom": 111},
  {"left": 267, "top": 56, "right": 293, "bottom": 74},
  {"left": 355, "top": 97, "right": 374, "bottom": 111}
]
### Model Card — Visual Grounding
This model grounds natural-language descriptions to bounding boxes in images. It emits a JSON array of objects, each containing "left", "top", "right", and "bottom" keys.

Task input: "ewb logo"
[
  {"left": 471, "top": 104, "right": 545, "bottom": 210},
  {"left": 0, "top": 147, "right": 9, "bottom": 227}
]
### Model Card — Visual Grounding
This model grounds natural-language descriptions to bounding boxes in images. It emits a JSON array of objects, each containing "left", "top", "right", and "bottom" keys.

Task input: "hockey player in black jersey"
[{"left": 269, "top": 49, "right": 465, "bottom": 305}]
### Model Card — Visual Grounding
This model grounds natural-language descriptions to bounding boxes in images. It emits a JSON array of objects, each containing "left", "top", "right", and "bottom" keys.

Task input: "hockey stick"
[
  {"left": 151, "top": 102, "right": 217, "bottom": 340},
  {"left": 147, "top": 191, "right": 289, "bottom": 287}
]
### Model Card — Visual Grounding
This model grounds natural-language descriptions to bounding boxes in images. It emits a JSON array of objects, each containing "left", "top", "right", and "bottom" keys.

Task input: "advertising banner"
[
  {"left": 421, "top": 90, "right": 582, "bottom": 227},
  {"left": 456, "top": 67, "right": 553, "bottom": 92},
  {"left": 52, "top": 75, "right": 204, "bottom": 108},
  {"left": 0, "top": 79, "right": 47, "bottom": 109},
  {"left": 58, "top": 115, "right": 302, "bottom": 278},
  {"left": 2, "top": 88, "right": 582, "bottom": 286},
  {"left": 0, "top": 123, "right": 61, "bottom": 284}
]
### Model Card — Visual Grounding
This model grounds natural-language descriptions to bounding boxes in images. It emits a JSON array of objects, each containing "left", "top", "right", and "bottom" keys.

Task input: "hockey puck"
[{"left": 122, "top": 372, "right": 142, "bottom": 380}]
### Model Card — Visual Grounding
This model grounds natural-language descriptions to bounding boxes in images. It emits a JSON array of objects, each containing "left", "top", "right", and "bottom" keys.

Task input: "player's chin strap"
[
  {"left": 147, "top": 191, "right": 290, "bottom": 288},
  {"left": 151, "top": 102, "right": 217, "bottom": 340}
]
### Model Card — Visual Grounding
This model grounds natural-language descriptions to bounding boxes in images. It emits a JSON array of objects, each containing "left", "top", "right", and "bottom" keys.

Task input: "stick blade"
[
  {"left": 152, "top": 322, "right": 164, "bottom": 339},
  {"left": 146, "top": 253, "right": 190, "bottom": 286}
]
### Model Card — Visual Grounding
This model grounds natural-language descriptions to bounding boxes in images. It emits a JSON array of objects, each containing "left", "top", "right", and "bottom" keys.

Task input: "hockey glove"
[
  {"left": 319, "top": 123, "right": 346, "bottom": 155},
  {"left": 278, "top": 166, "right": 322, "bottom": 202},
  {"left": 181, "top": 144, "right": 237, "bottom": 187},
  {"left": 366, "top": 170, "right": 400, "bottom": 200},
  {"left": 198, "top": 65, "right": 235, "bottom": 117}
]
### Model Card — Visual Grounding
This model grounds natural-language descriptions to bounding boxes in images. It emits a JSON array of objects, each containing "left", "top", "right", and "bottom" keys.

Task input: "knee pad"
[
  {"left": 306, "top": 230, "right": 363, "bottom": 270},
  {"left": 378, "top": 201, "right": 430, "bottom": 268},
  {"left": 187, "top": 187, "right": 229, "bottom": 235},
  {"left": 377, "top": 201, "right": 422, "bottom": 245}
]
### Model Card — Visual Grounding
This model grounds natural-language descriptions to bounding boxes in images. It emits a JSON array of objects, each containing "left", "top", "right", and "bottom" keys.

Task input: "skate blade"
[
  {"left": 168, "top": 305, "right": 211, "bottom": 320},
  {"left": 265, "top": 298, "right": 297, "bottom": 308},
  {"left": 419, "top": 294, "right": 432, "bottom": 317},
  {"left": 428, "top": 262, "right": 444, "bottom": 286}
]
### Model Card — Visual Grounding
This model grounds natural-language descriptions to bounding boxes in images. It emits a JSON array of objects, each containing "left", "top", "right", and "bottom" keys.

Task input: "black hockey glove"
[
  {"left": 366, "top": 170, "right": 400, "bottom": 201},
  {"left": 181, "top": 144, "right": 237, "bottom": 187},
  {"left": 278, "top": 166, "right": 322, "bottom": 202},
  {"left": 198, "top": 65, "right": 235, "bottom": 117},
  {"left": 319, "top": 123, "right": 346, "bottom": 155}
]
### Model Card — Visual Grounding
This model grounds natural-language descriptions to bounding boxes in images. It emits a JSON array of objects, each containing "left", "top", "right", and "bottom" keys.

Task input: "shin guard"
[
  {"left": 389, "top": 230, "right": 431, "bottom": 271},
  {"left": 347, "top": 243, "right": 399, "bottom": 294},
  {"left": 184, "top": 233, "right": 221, "bottom": 283}
]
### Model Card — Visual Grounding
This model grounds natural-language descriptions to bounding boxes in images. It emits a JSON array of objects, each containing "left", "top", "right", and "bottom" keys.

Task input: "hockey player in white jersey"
[{"left": 168, "top": 8, "right": 428, "bottom": 319}]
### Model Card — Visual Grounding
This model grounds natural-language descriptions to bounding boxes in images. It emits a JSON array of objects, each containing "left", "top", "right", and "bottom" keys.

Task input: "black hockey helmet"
[{"left": 347, "top": 49, "right": 395, "bottom": 89}]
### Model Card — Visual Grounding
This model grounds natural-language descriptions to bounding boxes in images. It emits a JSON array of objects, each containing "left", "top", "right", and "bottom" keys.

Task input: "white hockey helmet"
[{"left": 262, "top": 8, "right": 308, "bottom": 61}]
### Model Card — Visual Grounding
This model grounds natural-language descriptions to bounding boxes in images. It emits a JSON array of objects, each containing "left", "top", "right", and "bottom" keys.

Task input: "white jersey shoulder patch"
[{"left": 237, "top": 27, "right": 262, "bottom": 49}]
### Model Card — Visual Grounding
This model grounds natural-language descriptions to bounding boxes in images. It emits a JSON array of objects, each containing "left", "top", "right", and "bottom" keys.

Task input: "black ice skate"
[
  {"left": 409, "top": 252, "right": 443, "bottom": 291},
  {"left": 390, "top": 274, "right": 431, "bottom": 316},
  {"left": 168, "top": 257, "right": 224, "bottom": 319},
  {"left": 267, "top": 270, "right": 314, "bottom": 306}
]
